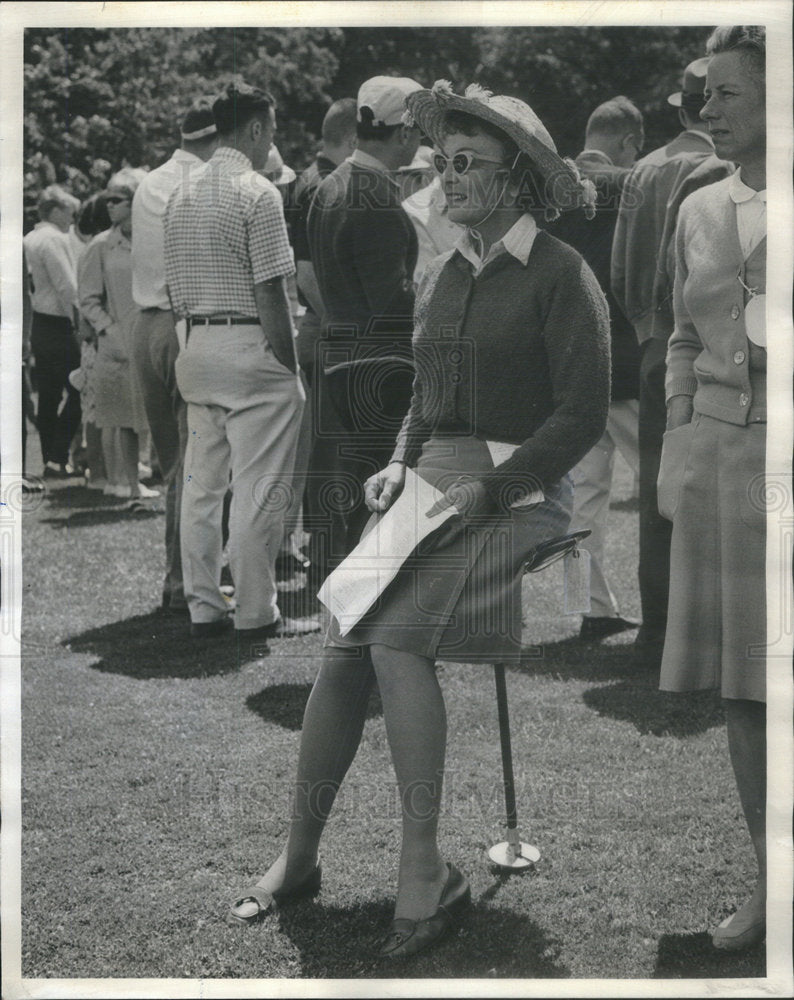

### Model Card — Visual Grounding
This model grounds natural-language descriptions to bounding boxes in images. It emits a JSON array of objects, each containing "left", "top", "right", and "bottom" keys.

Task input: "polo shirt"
[{"left": 164, "top": 146, "right": 295, "bottom": 318}]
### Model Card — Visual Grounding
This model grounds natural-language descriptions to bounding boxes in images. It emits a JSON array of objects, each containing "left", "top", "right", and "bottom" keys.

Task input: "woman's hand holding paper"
[{"left": 364, "top": 462, "right": 407, "bottom": 513}]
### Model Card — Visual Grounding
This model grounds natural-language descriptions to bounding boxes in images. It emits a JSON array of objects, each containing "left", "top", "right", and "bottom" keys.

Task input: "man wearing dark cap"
[
  {"left": 611, "top": 56, "right": 731, "bottom": 667},
  {"left": 164, "top": 81, "right": 304, "bottom": 643},
  {"left": 307, "top": 75, "right": 422, "bottom": 552},
  {"left": 131, "top": 98, "right": 219, "bottom": 615}
]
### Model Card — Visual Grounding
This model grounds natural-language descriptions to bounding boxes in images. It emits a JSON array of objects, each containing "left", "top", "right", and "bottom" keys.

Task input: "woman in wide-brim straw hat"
[{"left": 228, "top": 82, "right": 610, "bottom": 959}]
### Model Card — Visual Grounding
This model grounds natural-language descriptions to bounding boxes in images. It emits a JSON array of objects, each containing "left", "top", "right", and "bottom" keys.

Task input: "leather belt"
[{"left": 186, "top": 315, "right": 259, "bottom": 327}]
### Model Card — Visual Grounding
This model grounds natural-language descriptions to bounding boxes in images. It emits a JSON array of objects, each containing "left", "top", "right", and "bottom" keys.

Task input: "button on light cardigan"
[{"left": 666, "top": 176, "right": 766, "bottom": 425}]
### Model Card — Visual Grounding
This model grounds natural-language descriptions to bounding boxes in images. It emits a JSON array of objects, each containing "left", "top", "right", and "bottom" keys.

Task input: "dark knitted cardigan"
[{"left": 390, "top": 230, "right": 611, "bottom": 509}]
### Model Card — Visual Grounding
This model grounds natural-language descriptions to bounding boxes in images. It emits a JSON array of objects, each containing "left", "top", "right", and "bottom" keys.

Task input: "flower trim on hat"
[
  {"left": 463, "top": 82, "right": 495, "bottom": 104},
  {"left": 431, "top": 78, "right": 456, "bottom": 100},
  {"left": 404, "top": 81, "right": 599, "bottom": 219}
]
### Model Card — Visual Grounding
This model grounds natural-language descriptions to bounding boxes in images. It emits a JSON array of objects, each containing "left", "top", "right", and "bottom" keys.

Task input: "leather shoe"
[
  {"left": 190, "top": 617, "right": 233, "bottom": 638},
  {"left": 227, "top": 863, "right": 322, "bottom": 926},
  {"left": 378, "top": 863, "right": 471, "bottom": 960},
  {"left": 712, "top": 910, "right": 766, "bottom": 951},
  {"left": 235, "top": 619, "right": 282, "bottom": 642},
  {"left": 579, "top": 615, "right": 640, "bottom": 641},
  {"left": 159, "top": 601, "right": 190, "bottom": 618}
]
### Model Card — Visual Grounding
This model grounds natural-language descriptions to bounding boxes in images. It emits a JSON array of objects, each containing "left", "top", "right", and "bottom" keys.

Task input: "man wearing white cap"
[
  {"left": 131, "top": 98, "right": 219, "bottom": 615},
  {"left": 307, "top": 75, "right": 423, "bottom": 552},
  {"left": 611, "top": 56, "right": 729, "bottom": 668}
]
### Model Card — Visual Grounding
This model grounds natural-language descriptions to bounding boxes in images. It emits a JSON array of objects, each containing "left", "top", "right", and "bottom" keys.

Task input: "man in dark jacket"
[
  {"left": 549, "top": 96, "right": 644, "bottom": 639},
  {"left": 611, "top": 58, "right": 730, "bottom": 666},
  {"left": 307, "top": 75, "right": 422, "bottom": 552},
  {"left": 289, "top": 97, "right": 357, "bottom": 582}
]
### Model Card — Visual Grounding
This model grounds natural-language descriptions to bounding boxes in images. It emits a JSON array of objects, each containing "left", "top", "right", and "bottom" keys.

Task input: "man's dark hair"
[
  {"left": 181, "top": 96, "right": 218, "bottom": 148},
  {"left": 356, "top": 105, "right": 402, "bottom": 142},
  {"left": 323, "top": 97, "right": 357, "bottom": 146},
  {"left": 76, "top": 192, "right": 112, "bottom": 238},
  {"left": 213, "top": 80, "right": 276, "bottom": 135},
  {"left": 706, "top": 25, "right": 766, "bottom": 83},
  {"left": 440, "top": 109, "right": 547, "bottom": 219}
]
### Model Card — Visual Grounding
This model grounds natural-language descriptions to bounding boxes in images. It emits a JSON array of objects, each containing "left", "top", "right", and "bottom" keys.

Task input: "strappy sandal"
[{"left": 227, "top": 862, "right": 322, "bottom": 926}]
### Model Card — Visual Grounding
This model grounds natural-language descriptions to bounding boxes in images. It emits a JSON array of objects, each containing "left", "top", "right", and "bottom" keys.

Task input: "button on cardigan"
[
  {"left": 391, "top": 230, "right": 611, "bottom": 507},
  {"left": 666, "top": 176, "right": 766, "bottom": 425}
]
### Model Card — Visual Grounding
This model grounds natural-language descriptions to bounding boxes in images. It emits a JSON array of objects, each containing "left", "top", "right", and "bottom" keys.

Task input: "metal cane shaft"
[{"left": 494, "top": 663, "right": 518, "bottom": 833}]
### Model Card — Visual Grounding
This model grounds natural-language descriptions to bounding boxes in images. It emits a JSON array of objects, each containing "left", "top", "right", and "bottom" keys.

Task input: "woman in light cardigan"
[
  {"left": 228, "top": 84, "right": 609, "bottom": 959},
  {"left": 661, "top": 26, "right": 767, "bottom": 951}
]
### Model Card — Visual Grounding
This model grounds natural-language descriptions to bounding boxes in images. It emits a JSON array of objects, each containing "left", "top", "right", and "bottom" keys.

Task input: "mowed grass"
[{"left": 17, "top": 455, "right": 766, "bottom": 983}]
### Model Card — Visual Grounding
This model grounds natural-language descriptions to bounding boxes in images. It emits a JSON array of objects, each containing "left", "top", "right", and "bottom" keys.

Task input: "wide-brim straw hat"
[{"left": 404, "top": 80, "right": 594, "bottom": 216}]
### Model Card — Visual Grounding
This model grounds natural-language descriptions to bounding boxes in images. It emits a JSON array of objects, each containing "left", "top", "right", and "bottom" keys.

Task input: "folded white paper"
[{"left": 318, "top": 468, "right": 456, "bottom": 636}]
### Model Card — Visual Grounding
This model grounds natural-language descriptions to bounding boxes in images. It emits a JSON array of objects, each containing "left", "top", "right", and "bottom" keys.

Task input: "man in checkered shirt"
[{"left": 164, "top": 80, "right": 305, "bottom": 642}]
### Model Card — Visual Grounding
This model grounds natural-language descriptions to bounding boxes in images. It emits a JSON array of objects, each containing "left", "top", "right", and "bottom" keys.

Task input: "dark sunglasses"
[
  {"left": 104, "top": 196, "right": 130, "bottom": 205},
  {"left": 433, "top": 151, "right": 506, "bottom": 175}
]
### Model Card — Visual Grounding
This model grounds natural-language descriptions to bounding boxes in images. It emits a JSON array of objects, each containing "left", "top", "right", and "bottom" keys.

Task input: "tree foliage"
[{"left": 23, "top": 25, "right": 710, "bottom": 230}]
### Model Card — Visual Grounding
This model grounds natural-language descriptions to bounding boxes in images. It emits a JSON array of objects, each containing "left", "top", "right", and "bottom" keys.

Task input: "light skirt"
[{"left": 660, "top": 413, "right": 766, "bottom": 702}]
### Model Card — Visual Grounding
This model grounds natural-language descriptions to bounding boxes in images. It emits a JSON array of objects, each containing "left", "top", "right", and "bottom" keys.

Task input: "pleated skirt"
[{"left": 325, "top": 434, "right": 573, "bottom": 663}]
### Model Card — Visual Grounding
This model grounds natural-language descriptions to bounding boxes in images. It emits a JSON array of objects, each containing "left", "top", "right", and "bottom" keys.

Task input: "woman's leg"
[
  {"left": 85, "top": 421, "right": 107, "bottom": 483},
  {"left": 119, "top": 428, "right": 140, "bottom": 493},
  {"left": 723, "top": 698, "right": 766, "bottom": 925},
  {"left": 233, "top": 647, "right": 375, "bottom": 911},
  {"left": 370, "top": 643, "right": 448, "bottom": 922},
  {"left": 102, "top": 426, "right": 122, "bottom": 486}
]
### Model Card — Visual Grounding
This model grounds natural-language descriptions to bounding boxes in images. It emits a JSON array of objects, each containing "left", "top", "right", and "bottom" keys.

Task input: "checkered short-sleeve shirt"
[{"left": 164, "top": 146, "right": 295, "bottom": 318}]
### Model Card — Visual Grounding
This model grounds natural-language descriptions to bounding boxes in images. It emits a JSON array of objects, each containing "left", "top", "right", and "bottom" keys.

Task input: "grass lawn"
[{"left": 15, "top": 451, "right": 768, "bottom": 987}]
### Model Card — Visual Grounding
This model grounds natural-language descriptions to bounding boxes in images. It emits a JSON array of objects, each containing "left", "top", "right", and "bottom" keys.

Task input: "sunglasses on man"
[{"left": 104, "top": 195, "right": 130, "bottom": 205}]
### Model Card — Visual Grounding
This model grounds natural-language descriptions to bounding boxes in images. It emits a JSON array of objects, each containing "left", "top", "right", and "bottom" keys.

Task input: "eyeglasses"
[
  {"left": 433, "top": 151, "right": 507, "bottom": 175},
  {"left": 104, "top": 196, "right": 130, "bottom": 206}
]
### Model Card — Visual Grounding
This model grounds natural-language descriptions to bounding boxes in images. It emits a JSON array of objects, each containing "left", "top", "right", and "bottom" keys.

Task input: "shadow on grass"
[
  {"left": 246, "top": 684, "right": 382, "bottom": 731},
  {"left": 40, "top": 484, "right": 165, "bottom": 526},
  {"left": 271, "top": 893, "right": 570, "bottom": 978},
  {"left": 41, "top": 485, "right": 109, "bottom": 508},
  {"left": 512, "top": 635, "right": 636, "bottom": 682},
  {"left": 509, "top": 637, "right": 724, "bottom": 737},
  {"left": 654, "top": 930, "right": 765, "bottom": 979},
  {"left": 42, "top": 506, "right": 163, "bottom": 528},
  {"left": 582, "top": 682, "right": 724, "bottom": 737},
  {"left": 69, "top": 611, "right": 266, "bottom": 679}
]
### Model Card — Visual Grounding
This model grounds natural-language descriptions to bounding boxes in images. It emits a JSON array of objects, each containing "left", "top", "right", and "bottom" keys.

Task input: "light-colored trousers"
[
  {"left": 571, "top": 398, "right": 640, "bottom": 618},
  {"left": 175, "top": 323, "right": 305, "bottom": 629}
]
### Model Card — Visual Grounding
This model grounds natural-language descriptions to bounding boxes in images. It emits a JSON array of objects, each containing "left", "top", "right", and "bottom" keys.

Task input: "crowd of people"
[{"left": 22, "top": 23, "right": 767, "bottom": 962}]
